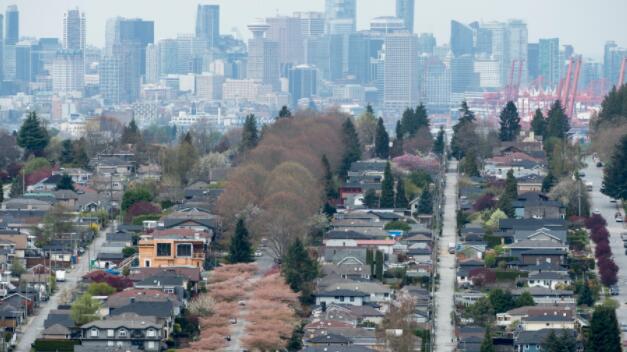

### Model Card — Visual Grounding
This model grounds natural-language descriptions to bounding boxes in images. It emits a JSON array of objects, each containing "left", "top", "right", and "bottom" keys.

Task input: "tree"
[
  {"left": 228, "top": 219, "right": 253, "bottom": 263},
  {"left": 488, "top": 288, "right": 515, "bottom": 313},
  {"left": 121, "top": 118, "right": 141, "bottom": 145},
  {"left": 356, "top": 106, "right": 378, "bottom": 147},
  {"left": 586, "top": 305, "right": 621, "bottom": 352},
  {"left": 459, "top": 101, "right": 476, "bottom": 124},
  {"left": 399, "top": 108, "right": 414, "bottom": 139},
  {"left": 414, "top": 104, "right": 430, "bottom": 131},
  {"left": 17, "top": 111, "right": 49, "bottom": 157},
  {"left": 497, "top": 193, "right": 515, "bottom": 218},
  {"left": 451, "top": 101, "right": 479, "bottom": 160},
  {"left": 87, "top": 282, "right": 116, "bottom": 296},
  {"left": 321, "top": 154, "right": 338, "bottom": 200},
  {"left": 71, "top": 293, "right": 101, "bottom": 325},
  {"left": 122, "top": 246, "right": 137, "bottom": 258},
  {"left": 461, "top": 150, "right": 480, "bottom": 176},
  {"left": 56, "top": 174, "right": 75, "bottom": 191},
  {"left": 473, "top": 193, "right": 496, "bottom": 212},
  {"left": 277, "top": 106, "right": 292, "bottom": 119},
  {"left": 545, "top": 100, "right": 570, "bottom": 140},
  {"left": 10, "top": 261, "right": 25, "bottom": 277},
  {"left": 0, "top": 179, "right": 4, "bottom": 205},
  {"left": 418, "top": 187, "right": 433, "bottom": 214},
  {"left": 380, "top": 162, "right": 395, "bottom": 208},
  {"left": 121, "top": 185, "right": 153, "bottom": 211},
  {"left": 240, "top": 114, "right": 259, "bottom": 153},
  {"left": 531, "top": 108, "right": 546, "bottom": 138},
  {"left": 363, "top": 189, "right": 379, "bottom": 208},
  {"left": 384, "top": 220, "right": 411, "bottom": 232},
  {"left": 542, "top": 171, "right": 557, "bottom": 193},
  {"left": 59, "top": 139, "right": 74, "bottom": 165},
  {"left": 375, "top": 250, "right": 384, "bottom": 280},
  {"left": 395, "top": 179, "right": 408, "bottom": 209},
  {"left": 515, "top": 291, "right": 535, "bottom": 307},
  {"left": 468, "top": 297, "right": 494, "bottom": 327},
  {"left": 282, "top": 238, "right": 318, "bottom": 294},
  {"left": 480, "top": 329, "right": 495, "bottom": 352},
  {"left": 601, "top": 134, "right": 627, "bottom": 200},
  {"left": 339, "top": 118, "right": 361, "bottom": 177},
  {"left": 578, "top": 280, "right": 595, "bottom": 306},
  {"left": 432, "top": 126, "right": 445, "bottom": 156},
  {"left": 498, "top": 101, "right": 521, "bottom": 141},
  {"left": 504, "top": 169, "right": 518, "bottom": 200},
  {"left": 374, "top": 117, "right": 390, "bottom": 159},
  {"left": 395, "top": 120, "right": 404, "bottom": 141},
  {"left": 376, "top": 297, "right": 418, "bottom": 352}
]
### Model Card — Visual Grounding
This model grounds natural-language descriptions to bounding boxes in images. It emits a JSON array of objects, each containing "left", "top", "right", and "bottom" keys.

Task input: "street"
[
  {"left": 433, "top": 160, "right": 458, "bottom": 352},
  {"left": 14, "top": 221, "right": 111, "bottom": 352},
  {"left": 583, "top": 158, "right": 627, "bottom": 324}
]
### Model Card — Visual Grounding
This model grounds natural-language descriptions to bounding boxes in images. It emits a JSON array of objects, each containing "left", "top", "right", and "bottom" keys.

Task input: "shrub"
[
  {"left": 595, "top": 240, "right": 612, "bottom": 259},
  {"left": 473, "top": 193, "right": 496, "bottom": 211},
  {"left": 585, "top": 214, "right": 607, "bottom": 231},
  {"left": 590, "top": 227, "right": 610, "bottom": 243}
]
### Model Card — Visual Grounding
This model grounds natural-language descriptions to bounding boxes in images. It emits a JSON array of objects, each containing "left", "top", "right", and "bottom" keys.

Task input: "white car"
[
  {"left": 254, "top": 250, "right": 263, "bottom": 257},
  {"left": 592, "top": 209, "right": 601, "bottom": 215}
]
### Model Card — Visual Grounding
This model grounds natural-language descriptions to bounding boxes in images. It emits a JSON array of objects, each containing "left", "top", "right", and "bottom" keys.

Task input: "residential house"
[
  {"left": 514, "top": 329, "right": 576, "bottom": 352},
  {"left": 457, "top": 259, "right": 485, "bottom": 286},
  {"left": 319, "top": 303, "right": 384, "bottom": 325},
  {"left": 41, "top": 323, "right": 72, "bottom": 340},
  {"left": 516, "top": 174, "right": 544, "bottom": 194},
  {"left": 108, "top": 302, "right": 176, "bottom": 338},
  {"left": 76, "top": 313, "right": 165, "bottom": 352},
  {"left": 521, "top": 315, "right": 575, "bottom": 331},
  {"left": 318, "top": 280, "right": 392, "bottom": 303},
  {"left": 53, "top": 168, "right": 92, "bottom": 185},
  {"left": 496, "top": 305, "right": 574, "bottom": 328},
  {"left": 133, "top": 273, "right": 189, "bottom": 302},
  {"left": 106, "top": 289, "right": 181, "bottom": 311},
  {"left": 315, "top": 289, "right": 369, "bottom": 307},
  {"left": 513, "top": 192, "right": 565, "bottom": 220},
  {"left": 527, "top": 271, "right": 572, "bottom": 290},
  {"left": 512, "top": 288, "right": 575, "bottom": 305},
  {"left": 302, "top": 347, "right": 376, "bottom": 352}
]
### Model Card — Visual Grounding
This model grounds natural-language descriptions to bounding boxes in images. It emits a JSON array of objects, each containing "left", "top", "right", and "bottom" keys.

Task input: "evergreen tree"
[
  {"left": 339, "top": 118, "right": 362, "bottom": 177},
  {"left": 73, "top": 140, "right": 90, "bottom": 169},
  {"left": 282, "top": 238, "right": 319, "bottom": 292},
  {"left": 504, "top": 169, "right": 518, "bottom": 199},
  {"left": 395, "top": 179, "right": 408, "bottom": 209},
  {"left": 363, "top": 189, "right": 379, "bottom": 208},
  {"left": 542, "top": 330, "right": 576, "bottom": 352},
  {"left": 380, "top": 162, "right": 395, "bottom": 208},
  {"left": 321, "top": 154, "right": 338, "bottom": 200},
  {"left": 278, "top": 105, "right": 292, "bottom": 119},
  {"left": 545, "top": 100, "right": 570, "bottom": 140},
  {"left": 432, "top": 126, "right": 445, "bottom": 156},
  {"left": 498, "top": 101, "right": 521, "bottom": 141},
  {"left": 451, "top": 101, "right": 478, "bottom": 160},
  {"left": 541, "top": 171, "right": 557, "bottom": 193},
  {"left": 586, "top": 305, "right": 621, "bottom": 352},
  {"left": 480, "top": 329, "right": 495, "bottom": 352},
  {"left": 374, "top": 117, "right": 390, "bottom": 159},
  {"left": 461, "top": 150, "right": 480, "bottom": 177},
  {"left": 531, "top": 108, "right": 546, "bottom": 138},
  {"left": 121, "top": 119, "right": 141, "bottom": 145},
  {"left": 601, "top": 134, "right": 627, "bottom": 200},
  {"left": 414, "top": 103, "right": 430, "bottom": 131},
  {"left": 286, "top": 324, "right": 304, "bottom": 352},
  {"left": 366, "top": 104, "right": 374, "bottom": 115},
  {"left": 375, "top": 250, "right": 384, "bottom": 281},
  {"left": 418, "top": 187, "right": 433, "bottom": 214},
  {"left": 59, "top": 139, "right": 74, "bottom": 165},
  {"left": 56, "top": 174, "right": 75, "bottom": 191},
  {"left": 10, "top": 176, "right": 23, "bottom": 198},
  {"left": 17, "top": 111, "right": 49, "bottom": 157},
  {"left": 515, "top": 291, "right": 535, "bottom": 307},
  {"left": 0, "top": 179, "right": 3, "bottom": 205},
  {"left": 459, "top": 101, "right": 476, "bottom": 124},
  {"left": 497, "top": 193, "right": 515, "bottom": 218},
  {"left": 395, "top": 120, "right": 404, "bottom": 141},
  {"left": 240, "top": 114, "right": 259, "bottom": 153},
  {"left": 489, "top": 288, "right": 516, "bottom": 313},
  {"left": 228, "top": 219, "right": 253, "bottom": 263},
  {"left": 399, "top": 108, "right": 414, "bottom": 139},
  {"left": 577, "top": 280, "right": 594, "bottom": 306}
]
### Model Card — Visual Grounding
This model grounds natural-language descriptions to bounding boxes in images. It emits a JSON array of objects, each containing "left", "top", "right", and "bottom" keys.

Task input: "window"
[
  {"left": 349, "top": 297, "right": 354, "bottom": 302},
  {"left": 90, "top": 328, "right": 98, "bottom": 337},
  {"left": 147, "top": 329, "right": 156, "bottom": 337},
  {"left": 164, "top": 288, "right": 175, "bottom": 294},
  {"left": 107, "top": 341, "right": 114, "bottom": 346},
  {"left": 107, "top": 329, "right": 114, "bottom": 337},
  {"left": 156, "top": 243, "right": 171, "bottom": 257},
  {"left": 144, "top": 260, "right": 151, "bottom": 267},
  {"left": 176, "top": 243, "right": 192, "bottom": 257},
  {"left": 147, "top": 341, "right": 156, "bottom": 349},
  {"left": 118, "top": 329, "right": 127, "bottom": 337}
]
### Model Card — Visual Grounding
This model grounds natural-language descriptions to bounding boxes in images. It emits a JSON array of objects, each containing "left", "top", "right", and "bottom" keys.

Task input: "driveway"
[
  {"left": 14, "top": 221, "right": 112, "bottom": 352},
  {"left": 434, "top": 160, "right": 458, "bottom": 352}
]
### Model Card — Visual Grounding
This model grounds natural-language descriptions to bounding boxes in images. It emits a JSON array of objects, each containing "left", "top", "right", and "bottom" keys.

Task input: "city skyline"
[{"left": 9, "top": 0, "right": 627, "bottom": 60}]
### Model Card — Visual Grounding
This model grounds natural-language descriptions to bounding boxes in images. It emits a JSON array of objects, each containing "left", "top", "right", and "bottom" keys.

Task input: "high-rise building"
[
  {"left": 0, "top": 14, "right": 4, "bottom": 81},
  {"left": 505, "top": 20, "right": 528, "bottom": 87},
  {"left": 450, "top": 20, "right": 474, "bottom": 57},
  {"left": 195, "top": 4, "right": 220, "bottom": 48},
  {"left": 15, "top": 40, "right": 33, "bottom": 82},
  {"left": 527, "top": 43, "right": 539, "bottom": 81},
  {"left": 100, "top": 56, "right": 121, "bottom": 105},
  {"left": 288, "top": 64, "right": 317, "bottom": 106},
  {"left": 294, "top": 12, "right": 325, "bottom": 38},
  {"left": 175, "top": 33, "right": 208, "bottom": 74},
  {"left": 145, "top": 43, "right": 159, "bottom": 83},
  {"left": 370, "top": 17, "right": 406, "bottom": 34},
  {"left": 195, "top": 72, "right": 224, "bottom": 100},
  {"left": 417, "top": 33, "right": 436, "bottom": 54},
  {"left": 105, "top": 17, "right": 154, "bottom": 75},
  {"left": 450, "top": 54, "right": 477, "bottom": 93},
  {"left": 423, "top": 57, "right": 451, "bottom": 113},
  {"left": 5, "top": 5, "right": 18, "bottom": 45},
  {"left": 157, "top": 39, "right": 178, "bottom": 76},
  {"left": 383, "top": 32, "right": 419, "bottom": 113},
  {"left": 247, "top": 21, "right": 280, "bottom": 90},
  {"left": 305, "top": 34, "right": 344, "bottom": 81},
  {"left": 52, "top": 49, "right": 85, "bottom": 94},
  {"left": 63, "top": 8, "right": 86, "bottom": 51},
  {"left": 395, "top": 0, "right": 414, "bottom": 33},
  {"left": 101, "top": 41, "right": 142, "bottom": 104},
  {"left": 604, "top": 41, "right": 618, "bottom": 82},
  {"left": 474, "top": 56, "right": 501, "bottom": 89},
  {"left": 477, "top": 20, "right": 528, "bottom": 87},
  {"left": 604, "top": 43, "right": 627, "bottom": 86},
  {"left": 325, "top": 0, "right": 356, "bottom": 33},
  {"left": 348, "top": 32, "right": 384, "bottom": 84},
  {"left": 266, "top": 16, "right": 305, "bottom": 74},
  {"left": 538, "top": 38, "right": 560, "bottom": 88}
]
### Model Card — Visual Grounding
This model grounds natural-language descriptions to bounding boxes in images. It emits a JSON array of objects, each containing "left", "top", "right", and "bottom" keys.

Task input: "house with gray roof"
[{"left": 76, "top": 313, "right": 165, "bottom": 352}]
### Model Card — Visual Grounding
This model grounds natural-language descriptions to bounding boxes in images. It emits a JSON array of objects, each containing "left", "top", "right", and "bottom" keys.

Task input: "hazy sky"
[{"left": 10, "top": 0, "right": 627, "bottom": 60}]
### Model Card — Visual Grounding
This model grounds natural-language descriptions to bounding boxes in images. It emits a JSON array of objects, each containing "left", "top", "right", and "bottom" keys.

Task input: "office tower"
[
  {"left": 417, "top": 33, "right": 436, "bottom": 54},
  {"left": 288, "top": 64, "right": 317, "bottom": 106},
  {"left": 305, "top": 35, "right": 333, "bottom": 80},
  {"left": 450, "top": 20, "right": 474, "bottom": 57},
  {"left": 100, "top": 56, "right": 121, "bottom": 104},
  {"left": 325, "top": 0, "right": 356, "bottom": 33},
  {"left": 294, "top": 12, "right": 325, "bottom": 38},
  {"left": 195, "top": 73, "right": 224, "bottom": 100},
  {"left": 506, "top": 20, "right": 528, "bottom": 87},
  {"left": 15, "top": 41, "right": 32, "bottom": 82},
  {"left": 145, "top": 43, "right": 159, "bottom": 83},
  {"left": 5, "top": 5, "right": 18, "bottom": 45},
  {"left": 266, "top": 16, "right": 305, "bottom": 74},
  {"left": 195, "top": 4, "right": 220, "bottom": 48},
  {"left": 247, "top": 21, "right": 280, "bottom": 90},
  {"left": 0, "top": 14, "right": 4, "bottom": 81},
  {"left": 383, "top": 32, "right": 419, "bottom": 112},
  {"left": 580, "top": 60, "right": 602, "bottom": 90},
  {"left": 527, "top": 43, "right": 539, "bottom": 81},
  {"left": 473, "top": 57, "right": 501, "bottom": 89},
  {"left": 370, "top": 17, "right": 406, "bottom": 34},
  {"left": 472, "top": 23, "right": 493, "bottom": 56},
  {"left": 423, "top": 57, "right": 451, "bottom": 113},
  {"left": 604, "top": 41, "right": 617, "bottom": 82},
  {"left": 105, "top": 17, "right": 154, "bottom": 75},
  {"left": 348, "top": 32, "right": 384, "bottom": 84},
  {"left": 157, "top": 39, "right": 178, "bottom": 75},
  {"left": 63, "top": 8, "right": 86, "bottom": 51},
  {"left": 478, "top": 20, "right": 527, "bottom": 87},
  {"left": 175, "top": 33, "right": 208, "bottom": 74},
  {"left": 604, "top": 42, "right": 627, "bottom": 86},
  {"left": 52, "top": 50, "right": 85, "bottom": 93},
  {"left": 451, "top": 54, "right": 477, "bottom": 93},
  {"left": 538, "top": 38, "right": 560, "bottom": 88},
  {"left": 395, "top": 0, "right": 414, "bottom": 33}
]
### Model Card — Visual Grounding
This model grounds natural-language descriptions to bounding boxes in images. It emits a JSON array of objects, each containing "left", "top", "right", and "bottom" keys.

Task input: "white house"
[{"left": 315, "top": 289, "right": 368, "bottom": 307}]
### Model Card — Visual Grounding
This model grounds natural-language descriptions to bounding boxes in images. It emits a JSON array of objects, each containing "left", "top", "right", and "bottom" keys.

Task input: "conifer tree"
[
  {"left": 459, "top": 101, "right": 476, "bottom": 124},
  {"left": 339, "top": 118, "right": 362, "bottom": 177},
  {"left": 432, "top": 126, "right": 445, "bottom": 156},
  {"left": 461, "top": 150, "right": 480, "bottom": 177},
  {"left": 0, "top": 179, "right": 3, "bottom": 205},
  {"left": 374, "top": 117, "right": 390, "bottom": 159},
  {"left": 321, "top": 154, "right": 338, "bottom": 200},
  {"left": 601, "top": 134, "right": 627, "bottom": 200},
  {"left": 380, "top": 162, "right": 395, "bottom": 208},
  {"left": 399, "top": 108, "right": 414, "bottom": 139},
  {"left": 498, "top": 101, "right": 521, "bottom": 141},
  {"left": 395, "top": 179, "right": 408, "bottom": 209},
  {"left": 414, "top": 103, "right": 429, "bottom": 131},
  {"left": 59, "top": 139, "right": 74, "bottom": 165},
  {"left": 17, "top": 111, "right": 49, "bottom": 157},
  {"left": 56, "top": 174, "right": 75, "bottom": 191},
  {"left": 363, "top": 189, "right": 379, "bottom": 208},
  {"left": 577, "top": 280, "right": 594, "bottom": 306},
  {"left": 121, "top": 119, "right": 141, "bottom": 145},
  {"left": 418, "top": 188, "right": 433, "bottom": 214},
  {"left": 545, "top": 100, "right": 570, "bottom": 140},
  {"left": 282, "top": 238, "right": 318, "bottom": 293},
  {"left": 480, "top": 329, "right": 495, "bottom": 352},
  {"left": 586, "top": 305, "right": 621, "bottom": 352},
  {"left": 228, "top": 218, "right": 253, "bottom": 263},
  {"left": 375, "top": 250, "right": 384, "bottom": 281},
  {"left": 395, "top": 120, "right": 404, "bottom": 141},
  {"left": 504, "top": 169, "right": 518, "bottom": 200},
  {"left": 531, "top": 108, "right": 546, "bottom": 138},
  {"left": 278, "top": 106, "right": 292, "bottom": 119},
  {"left": 240, "top": 114, "right": 259, "bottom": 153}
]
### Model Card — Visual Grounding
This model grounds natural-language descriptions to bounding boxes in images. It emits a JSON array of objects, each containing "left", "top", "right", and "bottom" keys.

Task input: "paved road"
[
  {"left": 584, "top": 158, "right": 627, "bottom": 323},
  {"left": 14, "top": 221, "right": 111, "bottom": 352},
  {"left": 434, "top": 160, "right": 458, "bottom": 352}
]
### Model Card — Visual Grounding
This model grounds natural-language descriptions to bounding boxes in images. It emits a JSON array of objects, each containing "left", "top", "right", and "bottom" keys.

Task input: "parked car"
[
  {"left": 230, "top": 318, "right": 237, "bottom": 324},
  {"left": 596, "top": 161, "right": 603, "bottom": 168},
  {"left": 592, "top": 208, "right": 601, "bottom": 215},
  {"left": 616, "top": 212, "right": 624, "bottom": 222},
  {"left": 610, "top": 285, "right": 620, "bottom": 296},
  {"left": 254, "top": 250, "right": 263, "bottom": 257}
]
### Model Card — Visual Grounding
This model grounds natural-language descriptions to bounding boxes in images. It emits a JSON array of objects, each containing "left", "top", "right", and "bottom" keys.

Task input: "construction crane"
[
  {"left": 618, "top": 57, "right": 627, "bottom": 87},
  {"left": 557, "top": 57, "right": 582, "bottom": 118}
]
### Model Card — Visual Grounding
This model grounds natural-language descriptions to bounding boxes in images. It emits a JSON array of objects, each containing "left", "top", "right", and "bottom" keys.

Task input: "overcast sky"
[{"left": 9, "top": 0, "right": 627, "bottom": 60}]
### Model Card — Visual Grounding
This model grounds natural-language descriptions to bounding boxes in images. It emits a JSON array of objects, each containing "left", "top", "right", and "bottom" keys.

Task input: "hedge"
[
  {"left": 32, "top": 339, "right": 79, "bottom": 352},
  {"left": 495, "top": 270, "right": 527, "bottom": 281}
]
